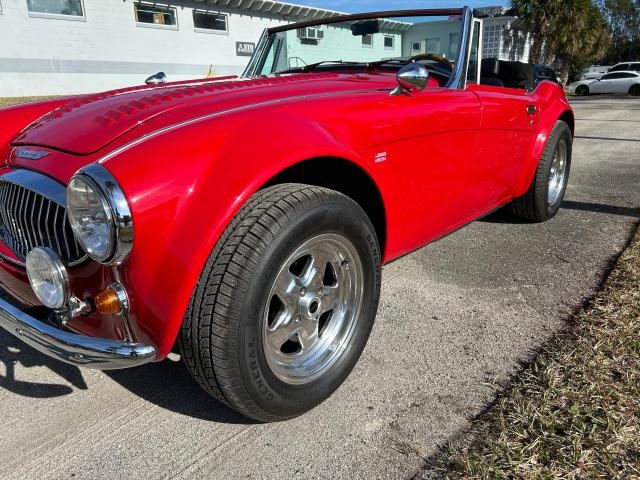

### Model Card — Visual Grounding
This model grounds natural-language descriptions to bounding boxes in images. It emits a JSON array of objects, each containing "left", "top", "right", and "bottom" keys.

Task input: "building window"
[
  {"left": 297, "top": 27, "right": 323, "bottom": 40},
  {"left": 27, "top": 0, "right": 85, "bottom": 19},
  {"left": 384, "top": 36, "right": 394, "bottom": 49},
  {"left": 134, "top": 2, "right": 177, "bottom": 29},
  {"left": 193, "top": 10, "right": 228, "bottom": 33},
  {"left": 411, "top": 42, "right": 422, "bottom": 55},
  {"left": 297, "top": 27, "right": 324, "bottom": 46},
  {"left": 482, "top": 24, "right": 503, "bottom": 59},
  {"left": 362, "top": 34, "right": 373, "bottom": 47},
  {"left": 448, "top": 32, "right": 459, "bottom": 59},
  {"left": 426, "top": 38, "right": 441, "bottom": 54}
]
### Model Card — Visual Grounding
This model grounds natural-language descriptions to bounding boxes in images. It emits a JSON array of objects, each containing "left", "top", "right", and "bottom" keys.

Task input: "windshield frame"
[{"left": 242, "top": 7, "right": 473, "bottom": 90}]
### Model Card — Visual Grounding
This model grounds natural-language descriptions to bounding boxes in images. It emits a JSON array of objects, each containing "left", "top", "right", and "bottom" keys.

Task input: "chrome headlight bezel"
[{"left": 66, "top": 164, "right": 133, "bottom": 266}]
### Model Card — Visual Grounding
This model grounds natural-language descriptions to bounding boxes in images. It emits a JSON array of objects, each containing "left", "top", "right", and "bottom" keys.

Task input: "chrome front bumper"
[{"left": 0, "top": 297, "right": 156, "bottom": 370}]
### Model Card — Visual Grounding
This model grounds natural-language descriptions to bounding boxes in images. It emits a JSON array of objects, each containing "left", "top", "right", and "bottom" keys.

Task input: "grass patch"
[
  {"left": 0, "top": 97, "right": 55, "bottom": 107},
  {"left": 423, "top": 224, "right": 640, "bottom": 479}
]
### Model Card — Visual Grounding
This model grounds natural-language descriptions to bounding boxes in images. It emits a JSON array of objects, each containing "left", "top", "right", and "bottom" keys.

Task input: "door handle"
[{"left": 526, "top": 105, "right": 537, "bottom": 115}]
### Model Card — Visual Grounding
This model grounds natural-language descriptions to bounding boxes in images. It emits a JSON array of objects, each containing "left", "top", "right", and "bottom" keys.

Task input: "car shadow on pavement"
[
  {"left": 0, "top": 329, "right": 87, "bottom": 398},
  {"left": 561, "top": 200, "right": 640, "bottom": 218},
  {"left": 0, "top": 328, "right": 254, "bottom": 424},
  {"left": 106, "top": 357, "right": 256, "bottom": 425},
  {"left": 481, "top": 200, "right": 640, "bottom": 224},
  {"left": 479, "top": 207, "right": 529, "bottom": 224},
  {"left": 575, "top": 135, "right": 640, "bottom": 143}
]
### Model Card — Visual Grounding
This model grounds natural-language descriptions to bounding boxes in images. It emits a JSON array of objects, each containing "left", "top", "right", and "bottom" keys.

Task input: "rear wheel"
[
  {"left": 576, "top": 85, "right": 589, "bottom": 96},
  {"left": 511, "top": 121, "right": 572, "bottom": 222},
  {"left": 180, "top": 184, "right": 381, "bottom": 422},
  {"left": 630, "top": 84, "right": 640, "bottom": 97}
]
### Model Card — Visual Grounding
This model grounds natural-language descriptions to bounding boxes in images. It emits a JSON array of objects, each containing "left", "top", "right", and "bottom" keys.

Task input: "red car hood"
[{"left": 12, "top": 73, "right": 396, "bottom": 156}]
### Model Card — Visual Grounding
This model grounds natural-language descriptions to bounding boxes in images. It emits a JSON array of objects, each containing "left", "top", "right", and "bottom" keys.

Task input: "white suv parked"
[{"left": 609, "top": 62, "right": 640, "bottom": 73}]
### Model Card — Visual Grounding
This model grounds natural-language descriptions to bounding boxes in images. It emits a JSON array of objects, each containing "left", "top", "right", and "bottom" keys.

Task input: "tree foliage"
[
  {"left": 510, "top": 0, "right": 611, "bottom": 74},
  {"left": 596, "top": 0, "right": 640, "bottom": 63}
]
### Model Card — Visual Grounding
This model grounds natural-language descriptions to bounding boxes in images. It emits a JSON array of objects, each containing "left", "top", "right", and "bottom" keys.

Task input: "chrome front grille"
[{"left": 0, "top": 170, "right": 85, "bottom": 266}]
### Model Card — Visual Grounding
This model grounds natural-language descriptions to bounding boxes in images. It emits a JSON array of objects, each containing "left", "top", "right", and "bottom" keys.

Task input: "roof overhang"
[
  {"left": 190, "top": 0, "right": 345, "bottom": 21},
  {"left": 267, "top": 9, "right": 465, "bottom": 34}
]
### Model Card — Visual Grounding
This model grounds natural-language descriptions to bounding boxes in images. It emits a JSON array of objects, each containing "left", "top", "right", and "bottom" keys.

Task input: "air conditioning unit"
[{"left": 297, "top": 27, "right": 324, "bottom": 41}]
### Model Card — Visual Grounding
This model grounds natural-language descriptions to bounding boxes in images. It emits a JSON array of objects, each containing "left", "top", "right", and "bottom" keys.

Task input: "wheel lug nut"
[
  {"left": 300, "top": 288, "right": 307, "bottom": 297},
  {"left": 319, "top": 288, "right": 324, "bottom": 296},
  {"left": 341, "top": 259, "right": 351, "bottom": 270}
]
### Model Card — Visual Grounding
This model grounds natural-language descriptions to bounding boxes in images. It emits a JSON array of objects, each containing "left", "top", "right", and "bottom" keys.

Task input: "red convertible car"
[{"left": 0, "top": 8, "right": 573, "bottom": 421}]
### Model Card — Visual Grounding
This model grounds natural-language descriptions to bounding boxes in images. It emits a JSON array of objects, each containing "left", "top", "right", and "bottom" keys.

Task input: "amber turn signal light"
[{"left": 95, "top": 283, "right": 128, "bottom": 315}]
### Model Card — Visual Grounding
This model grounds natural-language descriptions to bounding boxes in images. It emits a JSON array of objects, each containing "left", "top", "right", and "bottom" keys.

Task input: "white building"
[
  {"left": 0, "top": 0, "right": 343, "bottom": 96},
  {"left": 477, "top": 6, "right": 533, "bottom": 63},
  {"left": 0, "top": 1, "right": 534, "bottom": 97}
]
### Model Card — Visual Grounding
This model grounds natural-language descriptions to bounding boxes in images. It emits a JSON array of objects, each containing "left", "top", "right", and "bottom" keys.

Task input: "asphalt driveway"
[{"left": 2, "top": 98, "right": 639, "bottom": 480}]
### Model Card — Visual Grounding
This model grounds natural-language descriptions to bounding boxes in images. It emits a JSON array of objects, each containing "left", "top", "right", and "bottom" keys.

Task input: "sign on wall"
[{"left": 236, "top": 42, "right": 256, "bottom": 57}]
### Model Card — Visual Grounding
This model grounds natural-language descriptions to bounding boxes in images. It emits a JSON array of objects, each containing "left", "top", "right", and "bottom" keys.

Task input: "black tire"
[
  {"left": 511, "top": 121, "right": 573, "bottom": 222},
  {"left": 576, "top": 85, "right": 589, "bottom": 96},
  {"left": 179, "top": 184, "right": 381, "bottom": 422},
  {"left": 630, "top": 84, "right": 640, "bottom": 97}
]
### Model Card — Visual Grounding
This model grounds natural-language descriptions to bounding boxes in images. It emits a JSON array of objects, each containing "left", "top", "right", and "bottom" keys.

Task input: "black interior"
[
  {"left": 480, "top": 58, "right": 536, "bottom": 91},
  {"left": 480, "top": 58, "right": 504, "bottom": 87}
]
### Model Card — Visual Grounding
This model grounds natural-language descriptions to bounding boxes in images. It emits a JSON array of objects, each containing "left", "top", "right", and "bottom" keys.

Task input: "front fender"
[
  {"left": 514, "top": 82, "right": 574, "bottom": 196},
  {"left": 102, "top": 108, "right": 371, "bottom": 359}
]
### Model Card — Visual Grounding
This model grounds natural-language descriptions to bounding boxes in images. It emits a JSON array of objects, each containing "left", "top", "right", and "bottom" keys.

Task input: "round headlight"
[
  {"left": 26, "top": 247, "right": 70, "bottom": 309},
  {"left": 67, "top": 175, "right": 115, "bottom": 262}
]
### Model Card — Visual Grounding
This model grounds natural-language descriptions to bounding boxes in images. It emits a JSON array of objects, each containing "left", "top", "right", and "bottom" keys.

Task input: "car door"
[
  {"left": 591, "top": 73, "right": 620, "bottom": 93},
  {"left": 608, "top": 73, "right": 637, "bottom": 93},
  {"left": 377, "top": 88, "right": 483, "bottom": 253},
  {"left": 467, "top": 84, "right": 537, "bottom": 207},
  {"left": 449, "top": 20, "right": 537, "bottom": 217},
  {"left": 448, "top": 19, "right": 536, "bottom": 217}
]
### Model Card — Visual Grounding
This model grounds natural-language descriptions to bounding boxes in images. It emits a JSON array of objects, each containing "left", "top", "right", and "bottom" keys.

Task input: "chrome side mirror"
[
  {"left": 391, "top": 62, "right": 429, "bottom": 96},
  {"left": 145, "top": 72, "right": 167, "bottom": 85}
]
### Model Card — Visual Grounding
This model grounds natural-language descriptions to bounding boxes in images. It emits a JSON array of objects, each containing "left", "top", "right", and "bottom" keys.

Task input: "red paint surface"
[{"left": 0, "top": 74, "right": 572, "bottom": 359}]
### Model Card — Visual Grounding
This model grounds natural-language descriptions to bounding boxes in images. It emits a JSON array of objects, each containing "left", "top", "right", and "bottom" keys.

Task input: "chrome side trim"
[
  {"left": 0, "top": 296, "right": 156, "bottom": 370},
  {"left": 71, "top": 164, "right": 134, "bottom": 266}
]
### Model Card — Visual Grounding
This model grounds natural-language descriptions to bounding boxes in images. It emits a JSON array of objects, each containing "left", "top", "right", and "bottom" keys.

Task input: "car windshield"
[{"left": 255, "top": 13, "right": 464, "bottom": 77}]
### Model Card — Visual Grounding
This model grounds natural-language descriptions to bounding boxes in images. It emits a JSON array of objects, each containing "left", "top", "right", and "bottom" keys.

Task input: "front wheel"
[
  {"left": 511, "top": 121, "right": 573, "bottom": 222},
  {"left": 180, "top": 184, "right": 381, "bottom": 422}
]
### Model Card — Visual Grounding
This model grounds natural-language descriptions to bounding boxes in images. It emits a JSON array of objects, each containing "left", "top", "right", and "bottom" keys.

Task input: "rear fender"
[{"left": 514, "top": 82, "right": 574, "bottom": 196}]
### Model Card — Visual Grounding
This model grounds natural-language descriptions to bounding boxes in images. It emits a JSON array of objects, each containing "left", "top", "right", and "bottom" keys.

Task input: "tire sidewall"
[
  {"left": 236, "top": 197, "right": 381, "bottom": 419},
  {"left": 543, "top": 123, "right": 572, "bottom": 218}
]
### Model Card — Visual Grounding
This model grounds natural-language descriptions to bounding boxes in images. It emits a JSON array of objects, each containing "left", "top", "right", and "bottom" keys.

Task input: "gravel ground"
[{"left": 1, "top": 97, "right": 639, "bottom": 480}]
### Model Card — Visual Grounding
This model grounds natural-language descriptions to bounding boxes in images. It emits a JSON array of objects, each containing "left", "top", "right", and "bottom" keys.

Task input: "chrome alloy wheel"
[
  {"left": 262, "top": 233, "right": 364, "bottom": 385},
  {"left": 547, "top": 138, "right": 568, "bottom": 205}
]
